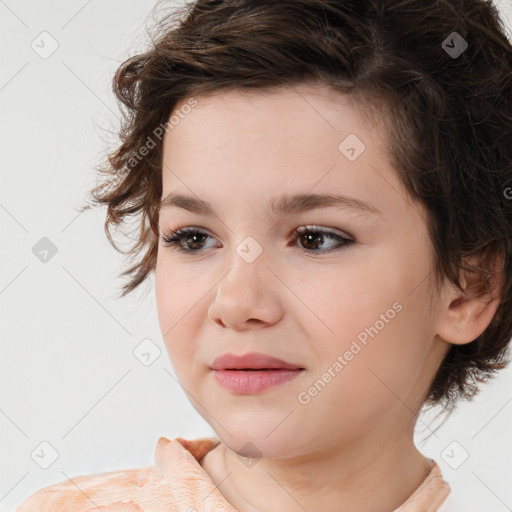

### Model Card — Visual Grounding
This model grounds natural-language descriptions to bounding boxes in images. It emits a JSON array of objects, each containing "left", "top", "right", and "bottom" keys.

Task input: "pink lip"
[
  {"left": 210, "top": 352, "right": 303, "bottom": 371},
  {"left": 212, "top": 369, "right": 303, "bottom": 394},
  {"left": 209, "top": 352, "right": 305, "bottom": 394}
]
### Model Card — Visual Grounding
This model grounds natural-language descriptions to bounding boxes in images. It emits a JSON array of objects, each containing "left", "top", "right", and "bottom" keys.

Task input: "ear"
[{"left": 435, "top": 252, "right": 504, "bottom": 345}]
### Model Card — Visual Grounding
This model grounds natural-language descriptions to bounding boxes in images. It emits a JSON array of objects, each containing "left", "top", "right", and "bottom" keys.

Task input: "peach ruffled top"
[{"left": 15, "top": 436, "right": 451, "bottom": 512}]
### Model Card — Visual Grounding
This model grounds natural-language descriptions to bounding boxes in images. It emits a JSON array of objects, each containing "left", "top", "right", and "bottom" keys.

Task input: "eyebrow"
[{"left": 159, "top": 192, "right": 384, "bottom": 218}]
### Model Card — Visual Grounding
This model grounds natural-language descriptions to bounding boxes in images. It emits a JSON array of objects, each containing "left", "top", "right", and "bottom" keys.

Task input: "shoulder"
[
  {"left": 14, "top": 436, "right": 221, "bottom": 512},
  {"left": 15, "top": 465, "right": 160, "bottom": 512}
]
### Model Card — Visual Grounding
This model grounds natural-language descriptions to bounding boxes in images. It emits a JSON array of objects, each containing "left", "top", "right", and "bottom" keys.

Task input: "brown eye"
[
  {"left": 161, "top": 228, "right": 216, "bottom": 252},
  {"left": 161, "top": 225, "right": 354, "bottom": 254},
  {"left": 291, "top": 226, "right": 354, "bottom": 253}
]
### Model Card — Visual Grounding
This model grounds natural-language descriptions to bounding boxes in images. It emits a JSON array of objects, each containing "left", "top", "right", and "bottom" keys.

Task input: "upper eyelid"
[
  {"left": 161, "top": 224, "right": 353, "bottom": 237},
  {"left": 161, "top": 225, "right": 355, "bottom": 245}
]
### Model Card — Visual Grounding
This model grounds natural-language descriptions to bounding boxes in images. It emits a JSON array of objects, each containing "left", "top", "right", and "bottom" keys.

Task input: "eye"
[
  {"left": 160, "top": 225, "right": 354, "bottom": 254},
  {"left": 291, "top": 225, "right": 354, "bottom": 253},
  {"left": 160, "top": 227, "right": 219, "bottom": 253}
]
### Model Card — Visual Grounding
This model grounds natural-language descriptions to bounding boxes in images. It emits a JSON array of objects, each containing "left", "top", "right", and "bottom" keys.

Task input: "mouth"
[
  {"left": 220, "top": 367, "right": 302, "bottom": 371},
  {"left": 209, "top": 352, "right": 305, "bottom": 394},
  {"left": 211, "top": 368, "right": 304, "bottom": 394},
  {"left": 209, "top": 352, "right": 305, "bottom": 371}
]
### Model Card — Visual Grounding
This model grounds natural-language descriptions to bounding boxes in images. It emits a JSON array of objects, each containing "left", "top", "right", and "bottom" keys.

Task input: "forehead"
[
  {"left": 165, "top": 84, "right": 369, "bottom": 151},
  {"left": 160, "top": 84, "right": 408, "bottom": 222}
]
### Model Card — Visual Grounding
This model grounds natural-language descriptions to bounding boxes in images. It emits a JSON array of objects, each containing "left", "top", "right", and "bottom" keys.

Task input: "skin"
[{"left": 154, "top": 83, "right": 501, "bottom": 512}]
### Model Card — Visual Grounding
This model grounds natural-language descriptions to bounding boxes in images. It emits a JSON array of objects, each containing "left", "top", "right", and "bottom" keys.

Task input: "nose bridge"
[
  {"left": 223, "top": 233, "right": 269, "bottom": 291},
  {"left": 208, "top": 234, "right": 283, "bottom": 328}
]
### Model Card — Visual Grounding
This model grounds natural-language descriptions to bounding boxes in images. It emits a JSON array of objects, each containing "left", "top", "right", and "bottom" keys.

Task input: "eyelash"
[{"left": 160, "top": 225, "right": 354, "bottom": 255}]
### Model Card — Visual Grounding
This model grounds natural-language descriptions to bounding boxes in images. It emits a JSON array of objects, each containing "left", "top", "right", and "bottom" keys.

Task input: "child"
[{"left": 16, "top": 0, "right": 512, "bottom": 510}]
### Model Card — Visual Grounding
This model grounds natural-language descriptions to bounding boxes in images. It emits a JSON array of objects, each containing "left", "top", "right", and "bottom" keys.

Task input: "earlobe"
[{"left": 436, "top": 255, "right": 504, "bottom": 346}]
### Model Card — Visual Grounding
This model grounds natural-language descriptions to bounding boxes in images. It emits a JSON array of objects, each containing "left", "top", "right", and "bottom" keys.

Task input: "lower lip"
[{"left": 212, "top": 369, "right": 304, "bottom": 393}]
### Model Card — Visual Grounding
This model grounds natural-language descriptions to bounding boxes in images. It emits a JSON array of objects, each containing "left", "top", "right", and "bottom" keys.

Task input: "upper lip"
[{"left": 210, "top": 352, "right": 304, "bottom": 370}]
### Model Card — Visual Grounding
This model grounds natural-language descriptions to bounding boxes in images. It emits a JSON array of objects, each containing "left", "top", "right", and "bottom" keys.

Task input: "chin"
[{"left": 214, "top": 429, "right": 304, "bottom": 460}]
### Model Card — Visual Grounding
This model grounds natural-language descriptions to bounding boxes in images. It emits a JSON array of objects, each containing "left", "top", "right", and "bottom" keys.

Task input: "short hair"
[{"left": 83, "top": 0, "right": 512, "bottom": 412}]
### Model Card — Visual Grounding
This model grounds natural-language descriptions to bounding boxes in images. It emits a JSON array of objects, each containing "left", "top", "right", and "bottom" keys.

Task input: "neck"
[{"left": 202, "top": 429, "right": 432, "bottom": 512}]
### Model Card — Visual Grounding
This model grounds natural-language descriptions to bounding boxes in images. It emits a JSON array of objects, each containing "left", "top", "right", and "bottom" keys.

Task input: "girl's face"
[{"left": 155, "top": 84, "right": 451, "bottom": 458}]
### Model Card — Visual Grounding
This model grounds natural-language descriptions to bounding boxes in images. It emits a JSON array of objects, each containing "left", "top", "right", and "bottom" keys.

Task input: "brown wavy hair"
[{"left": 82, "top": 0, "right": 512, "bottom": 412}]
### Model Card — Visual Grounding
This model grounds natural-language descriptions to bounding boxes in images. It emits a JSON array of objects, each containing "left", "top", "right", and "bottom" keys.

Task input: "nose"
[{"left": 207, "top": 245, "right": 284, "bottom": 330}]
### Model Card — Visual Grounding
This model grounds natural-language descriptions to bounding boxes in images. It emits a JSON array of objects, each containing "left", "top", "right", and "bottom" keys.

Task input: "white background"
[{"left": 1, "top": 1, "right": 511, "bottom": 511}]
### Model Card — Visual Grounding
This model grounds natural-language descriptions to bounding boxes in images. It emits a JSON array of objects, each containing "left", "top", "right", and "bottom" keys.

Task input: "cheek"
[
  {"left": 155, "top": 260, "right": 195, "bottom": 362},
  {"left": 302, "top": 260, "right": 428, "bottom": 384},
  {"left": 155, "top": 253, "right": 197, "bottom": 327},
  {"left": 290, "top": 261, "right": 399, "bottom": 348},
  {"left": 320, "top": 298, "right": 433, "bottom": 416}
]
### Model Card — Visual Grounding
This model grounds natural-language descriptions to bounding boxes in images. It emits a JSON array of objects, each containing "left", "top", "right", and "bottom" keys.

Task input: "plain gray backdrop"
[{"left": 1, "top": 1, "right": 512, "bottom": 511}]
